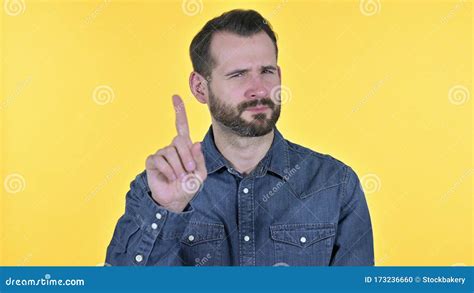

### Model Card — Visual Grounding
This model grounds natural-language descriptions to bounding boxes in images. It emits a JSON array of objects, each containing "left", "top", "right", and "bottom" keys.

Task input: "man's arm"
[
  {"left": 105, "top": 171, "right": 193, "bottom": 266},
  {"left": 330, "top": 166, "right": 375, "bottom": 266},
  {"left": 106, "top": 95, "right": 206, "bottom": 266}
]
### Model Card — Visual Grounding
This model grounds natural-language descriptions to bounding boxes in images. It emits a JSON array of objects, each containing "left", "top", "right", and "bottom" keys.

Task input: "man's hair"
[{"left": 189, "top": 9, "right": 278, "bottom": 79}]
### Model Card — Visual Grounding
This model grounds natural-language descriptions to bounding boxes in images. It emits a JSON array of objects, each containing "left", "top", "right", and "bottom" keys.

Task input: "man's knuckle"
[
  {"left": 172, "top": 136, "right": 180, "bottom": 145},
  {"left": 163, "top": 146, "right": 173, "bottom": 156}
]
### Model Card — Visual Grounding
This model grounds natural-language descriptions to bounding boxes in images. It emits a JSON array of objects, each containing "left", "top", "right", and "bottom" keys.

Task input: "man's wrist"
[
  {"left": 160, "top": 202, "right": 188, "bottom": 214},
  {"left": 148, "top": 192, "right": 191, "bottom": 214}
]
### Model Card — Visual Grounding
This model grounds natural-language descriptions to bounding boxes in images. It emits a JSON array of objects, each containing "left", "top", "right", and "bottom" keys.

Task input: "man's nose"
[{"left": 244, "top": 76, "right": 268, "bottom": 99}]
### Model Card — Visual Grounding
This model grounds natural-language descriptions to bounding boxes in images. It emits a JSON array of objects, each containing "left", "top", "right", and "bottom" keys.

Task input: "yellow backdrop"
[{"left": 1, "top": 0, "right": 472, "bottom": 266}]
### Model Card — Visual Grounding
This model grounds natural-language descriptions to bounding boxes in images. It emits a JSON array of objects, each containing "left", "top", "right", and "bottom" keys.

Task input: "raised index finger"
[{"left": 172, "top": 94, "right": 190, "bottom": 138}]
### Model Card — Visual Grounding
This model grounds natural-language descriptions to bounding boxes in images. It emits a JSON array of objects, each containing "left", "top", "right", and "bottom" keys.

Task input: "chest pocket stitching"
[
  {"left": 270, "top": 223, "right": 336, "bottom": 248},
  {"left": 180, "top": 222, "right": 225, "bottom": 246}
]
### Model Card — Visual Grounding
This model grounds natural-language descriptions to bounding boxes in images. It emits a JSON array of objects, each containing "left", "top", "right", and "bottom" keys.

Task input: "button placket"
[{"left": 237, "top": 179, "right": 256, "bottom": 266}]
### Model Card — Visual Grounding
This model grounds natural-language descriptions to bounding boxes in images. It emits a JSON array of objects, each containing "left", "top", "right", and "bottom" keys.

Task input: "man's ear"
[
  {"left": 189, "top": 71, "right": 208, "bottom": 104},
  {"left": 277, "top": 65, "right": 282, "bottom": 80}
]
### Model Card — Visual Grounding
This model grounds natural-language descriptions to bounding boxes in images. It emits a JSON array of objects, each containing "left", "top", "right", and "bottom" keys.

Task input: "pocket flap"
[
  {"left": 180, "top": 222, "right": 225, "bottom": 246},
  {"left": 270, "top": 223, "right": 335, "bottom": 248}
]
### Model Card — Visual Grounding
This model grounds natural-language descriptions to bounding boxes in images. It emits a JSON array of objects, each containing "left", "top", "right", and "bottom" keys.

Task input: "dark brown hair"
[{"left": 189, "top": 9, "right": 278, "bottom": 79}]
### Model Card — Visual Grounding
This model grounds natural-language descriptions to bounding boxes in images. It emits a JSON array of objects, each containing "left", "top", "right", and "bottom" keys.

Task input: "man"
[{"left": 105, "top": 9, "right": 374, "bottom": 266}]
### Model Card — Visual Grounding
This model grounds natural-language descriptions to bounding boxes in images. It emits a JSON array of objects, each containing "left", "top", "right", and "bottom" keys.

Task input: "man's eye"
[
  {"left": 231, "top": 73, "right": 244, "bottom": 78},
  {"left": 262, "top": 69, "right": 274, "bottom": 74}
]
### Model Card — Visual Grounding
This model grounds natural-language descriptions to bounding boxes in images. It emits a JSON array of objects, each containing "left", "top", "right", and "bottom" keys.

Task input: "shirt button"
[
  {"left": 244, "top": 235, "right": 250, "bottom": 242},
  {"left": 135, "top": 254, "right": 143, "bottom": 262},
  {"left": 300, "top": 236, "right": 307, "bottom": 244},
  {"left": 155, "top": 213, "right": 162, "bottom": 220},
  {"left": 151, "top": 223, "right": 158, "bottom": 230},
  {"left": 243, "top": 188, "right": 249, "bottom": 194},
  {"left": 188, "top": 235, "right": 195, "bottom": 242}
]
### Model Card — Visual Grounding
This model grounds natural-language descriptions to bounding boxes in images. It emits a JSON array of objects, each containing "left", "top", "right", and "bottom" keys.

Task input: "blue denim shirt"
[{"left": 105, "top": 126, "right": 374, "bottom": 266}]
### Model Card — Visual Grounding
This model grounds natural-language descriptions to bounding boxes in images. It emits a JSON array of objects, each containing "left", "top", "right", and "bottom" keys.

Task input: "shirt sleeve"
[
  {"left": 330, "top": 166, "right": 375, "bottom": 266},
  {"left": 105, "top": 170, "right": 194, "bottom": 266}
]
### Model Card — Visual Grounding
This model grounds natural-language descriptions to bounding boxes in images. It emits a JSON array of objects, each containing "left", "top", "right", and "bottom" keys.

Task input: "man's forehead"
[{"left": 209, "top": 31, "right": 277, "bottom": 71}]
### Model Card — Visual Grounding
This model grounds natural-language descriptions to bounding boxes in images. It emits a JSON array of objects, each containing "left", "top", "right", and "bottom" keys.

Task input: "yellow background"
[{"left": 1, "top": 0, "right": 472, "bottom": 266}]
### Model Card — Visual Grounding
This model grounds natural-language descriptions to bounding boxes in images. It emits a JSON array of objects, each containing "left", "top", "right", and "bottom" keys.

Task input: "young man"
[{"left": 105, "top": 9, "right": 374, "bottom": 266}]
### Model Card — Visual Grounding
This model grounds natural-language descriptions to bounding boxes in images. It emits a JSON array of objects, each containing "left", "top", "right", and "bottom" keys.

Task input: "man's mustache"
[{"left": 237, "top": 98, "right": 276, "bottom": 114}]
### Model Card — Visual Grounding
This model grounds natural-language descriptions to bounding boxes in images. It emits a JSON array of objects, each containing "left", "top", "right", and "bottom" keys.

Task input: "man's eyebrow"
[
  {"left": 224, "top": 68, "right": 249, "bottom": 77},
  {"left": 224, "top": 65, "right": 277, "bottom": 77},
  {"left": 261, "top": 65, "right": 277, "bottom": 71}
]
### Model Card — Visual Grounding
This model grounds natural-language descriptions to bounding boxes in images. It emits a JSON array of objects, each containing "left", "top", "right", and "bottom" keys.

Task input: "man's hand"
[{"left": 145, "top": 95, "right": 207, "bottom": 213}]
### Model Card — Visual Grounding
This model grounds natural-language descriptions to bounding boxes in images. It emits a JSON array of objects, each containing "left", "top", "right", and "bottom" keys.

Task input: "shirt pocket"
[
  {"left": 270, "top": 223, "right": 336, "bottom": 266},
  {"left": 179, "top": 222, "right": 225, "bottom": 266}
]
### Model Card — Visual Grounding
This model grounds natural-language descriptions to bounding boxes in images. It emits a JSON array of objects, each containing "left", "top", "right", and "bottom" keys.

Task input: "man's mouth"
[{"left": 245, "top": 106, "right": 269, "bottom": 113}]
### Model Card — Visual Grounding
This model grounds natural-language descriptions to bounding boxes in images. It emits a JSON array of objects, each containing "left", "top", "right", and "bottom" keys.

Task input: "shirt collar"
[
  {"left": 201, "top": 125, "right": 290, "bottom": 179},
  {"left": 201, "top": 126, "right": 226, "bottom": 174}
]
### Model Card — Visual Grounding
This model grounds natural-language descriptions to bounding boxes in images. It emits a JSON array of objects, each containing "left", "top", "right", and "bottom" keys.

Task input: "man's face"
[{"left": 206, "top": 31, "right": 281, "bottom": 137}]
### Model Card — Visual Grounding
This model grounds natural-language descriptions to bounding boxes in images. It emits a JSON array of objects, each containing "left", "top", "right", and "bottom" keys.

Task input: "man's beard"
[{"left": 208, "top": 88, "right": 281, "bottom": 137}]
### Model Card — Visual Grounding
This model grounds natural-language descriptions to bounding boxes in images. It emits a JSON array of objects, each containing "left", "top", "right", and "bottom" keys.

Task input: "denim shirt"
[{"left": 105, "top": 126, "right": 374, "bottom": 266}]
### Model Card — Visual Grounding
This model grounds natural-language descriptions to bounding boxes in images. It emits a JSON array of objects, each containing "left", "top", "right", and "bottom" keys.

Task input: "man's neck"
[{"left": 212, "top": 122, "right": 274, "bottom": 176}]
